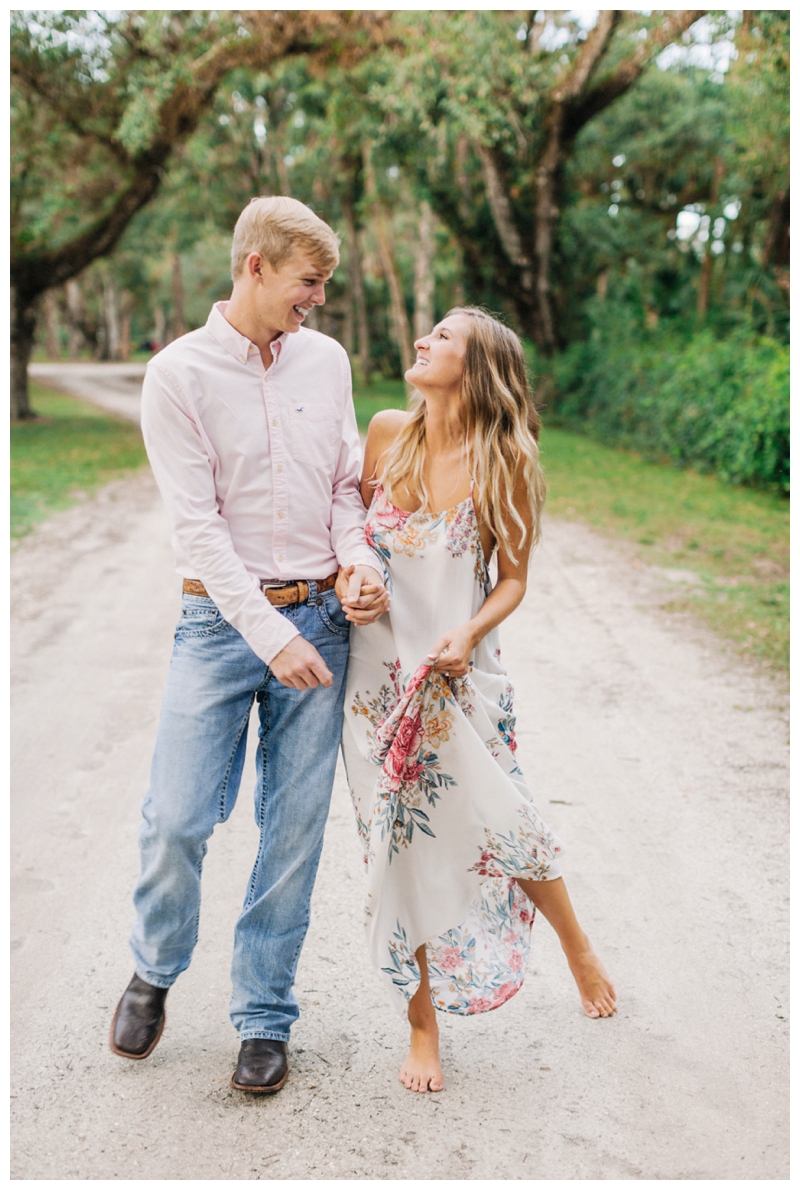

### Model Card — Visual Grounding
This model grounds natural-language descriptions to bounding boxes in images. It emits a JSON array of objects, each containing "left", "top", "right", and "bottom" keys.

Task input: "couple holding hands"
[{"left": 110, "top": 196, "right": 615, "bottom": 1097}]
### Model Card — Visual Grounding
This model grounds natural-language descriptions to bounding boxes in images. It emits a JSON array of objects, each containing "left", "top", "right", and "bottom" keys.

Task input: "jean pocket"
[
  {"left": 175, "top": 599, "right": 226, "bottom": 638},
  {"left": 289, "top": 406, "right": 338, "bottom": 471},
  {"left": 315, "top": 592, "right": 350, "bottom": 637}
]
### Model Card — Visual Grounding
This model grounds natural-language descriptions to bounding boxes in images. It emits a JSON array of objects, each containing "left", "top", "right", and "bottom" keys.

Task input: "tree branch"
[
  {"left": 566, "top": 10, "right": 708, "bottom": 136},
  {"left": 473, "top": 142, "right": 532, "bottom": 284},
  {"left": 11, "top": 12, "right": 391, "bottom": 301},
  {"left": 551, "top": 10, "right": 620, "bottom": 103}
]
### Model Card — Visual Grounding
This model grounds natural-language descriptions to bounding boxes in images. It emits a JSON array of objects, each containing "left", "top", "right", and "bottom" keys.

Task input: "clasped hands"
[{"left": 335, "top": 564, "right": 390, "bottom": 626}]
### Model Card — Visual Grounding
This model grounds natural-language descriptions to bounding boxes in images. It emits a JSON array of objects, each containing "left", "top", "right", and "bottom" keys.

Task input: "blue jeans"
[{"left": 129, "top": 585, "right": 349, "bottom": 1041}]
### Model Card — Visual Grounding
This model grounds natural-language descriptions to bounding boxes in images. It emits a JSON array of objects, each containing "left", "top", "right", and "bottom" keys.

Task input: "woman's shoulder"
[{"left": 366, "top": 407, "right": 410, "bottom": 449}]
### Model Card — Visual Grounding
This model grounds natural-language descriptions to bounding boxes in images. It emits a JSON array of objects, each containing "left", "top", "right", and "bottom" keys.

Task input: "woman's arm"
[
  {"left": 428, "top": 470, "right": 534, "bottom": 676},
  {"left": 336, "top": 408, "right": 409, "bottom": 614},
  {"left": 359, "top": 407, "right": 409, "bottom": 508}
]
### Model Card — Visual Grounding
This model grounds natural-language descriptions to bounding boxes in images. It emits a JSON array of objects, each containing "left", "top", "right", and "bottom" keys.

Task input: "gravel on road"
[{"left": 11, "top": 468, "right": 788, "bottom": 1180}]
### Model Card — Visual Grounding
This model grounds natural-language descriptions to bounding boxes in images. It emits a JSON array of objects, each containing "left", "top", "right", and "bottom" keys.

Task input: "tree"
[
  {"left": 373, "top": 10, "right": 708, "bottom": 352},
  {"left": 10, "top": 9, "right": 392, "bottom": 418}
]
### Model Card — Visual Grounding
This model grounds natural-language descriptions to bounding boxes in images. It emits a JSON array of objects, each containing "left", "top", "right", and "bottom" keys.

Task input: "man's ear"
[{"left": 247, "top": 252, "right": 263, "bottom": 281}]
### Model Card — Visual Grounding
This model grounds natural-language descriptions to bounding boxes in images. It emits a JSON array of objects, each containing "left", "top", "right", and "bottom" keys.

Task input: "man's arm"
[
  {"left": 328, "top": 353, "right": 389, "bottom": 623},
  {"left": 141, "top": 362, "right": 304, "bottom": 668}
]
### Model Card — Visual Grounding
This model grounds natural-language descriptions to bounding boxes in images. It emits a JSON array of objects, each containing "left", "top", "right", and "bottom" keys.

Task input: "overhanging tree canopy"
[{"left": 10, "top": 8, "right": 392, "bottom": 419}]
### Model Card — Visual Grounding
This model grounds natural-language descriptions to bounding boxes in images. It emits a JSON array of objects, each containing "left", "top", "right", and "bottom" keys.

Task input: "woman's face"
[{"left": 405, "top": 314, "right": 471, "bottom": 393}]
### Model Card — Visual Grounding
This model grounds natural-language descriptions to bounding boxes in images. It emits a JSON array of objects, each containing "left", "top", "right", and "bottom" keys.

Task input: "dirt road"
[
  {"left": 29, "top": 361, "right": 147, "bottom": 423},
  {"left": 11, "top": 458, "right": 788, "bottom": 1178}
]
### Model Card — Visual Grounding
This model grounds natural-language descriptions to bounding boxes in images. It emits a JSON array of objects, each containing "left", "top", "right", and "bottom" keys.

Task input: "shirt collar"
[{"left": 206, "top": 301, "right": 285, "bottom": 365}]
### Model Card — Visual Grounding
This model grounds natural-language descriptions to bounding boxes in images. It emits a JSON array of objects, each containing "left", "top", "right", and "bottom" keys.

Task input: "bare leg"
[
  {"left": 398, "top": 944, "right": 444, "bottom": 1093},
  {"left": 516, "top": 875, "right": 617, "bottom": 1018}
]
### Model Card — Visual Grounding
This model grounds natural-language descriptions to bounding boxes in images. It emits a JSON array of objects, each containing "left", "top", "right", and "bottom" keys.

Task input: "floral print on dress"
[
  {"left": 343, "top": 474, "right": 565, "bottom": 1017},
  {"left": 469, "top": 804, "right": 561, "bottom": 880},
  {"left": 368, "top": 661, "right": 458, "bottom": 861}
]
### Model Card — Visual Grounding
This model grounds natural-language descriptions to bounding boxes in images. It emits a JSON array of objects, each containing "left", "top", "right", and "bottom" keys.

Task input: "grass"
[
  {"left": 11, "top": 383, "right": 148, "bottom": 539},
  {"left": 352, "top": 376, "right": 411, "bottom": 432},
  {"left": 541, "top": 429, "right": 788, "bottom": 671},
  {"left": 353, "top": 379, "right": 788, "bottom": 671}
]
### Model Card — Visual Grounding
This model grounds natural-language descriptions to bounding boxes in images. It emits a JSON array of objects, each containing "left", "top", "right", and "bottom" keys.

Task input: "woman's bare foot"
[
  {"left": 566, "top": 941, "right": 617, "bottom": 1018},
  {"left": 399, "top": 1019, "right": 444, "bottom": 1093},
  {"left": 515, "top": 877, "right": 617, "bottom": 1019},
  {"left": 400, "top": 943, "right": 445, "bottom": 1092}
]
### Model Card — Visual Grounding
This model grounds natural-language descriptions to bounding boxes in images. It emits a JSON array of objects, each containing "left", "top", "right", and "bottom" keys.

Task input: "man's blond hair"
[{"left": 230, "top": 196, "right": 339, "bottom": 281}]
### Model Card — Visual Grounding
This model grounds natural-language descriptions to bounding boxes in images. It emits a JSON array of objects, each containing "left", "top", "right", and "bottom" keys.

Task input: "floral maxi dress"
[{"left": 342, "top": 485, "right": 565, "bottom": 1016}]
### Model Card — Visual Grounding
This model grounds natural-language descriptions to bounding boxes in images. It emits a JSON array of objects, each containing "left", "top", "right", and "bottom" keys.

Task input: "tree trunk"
[
  {"left": 413, "top": 200, "right": 436, "bottom": 340},
  {"left": 341, "top": 283, "right": 354, "bottom": 358},
  {"left": 698, "top": 155, "right": 724, "bottom": 319},
  {"left": 43, "top": 289, "right": 61, "bottom": 359},
  {"left": 119, "top": 291, "right": 133, "bottom": 361},
  {"left": 475, "top": 144, "right": 533, "bottom": 292},
  {"left": 375, "top": 211, "right": 414, "bottom": 378},
  {"left": 171, "top": 252, "right": 186, "bottom": 339},
  {"left": 65, "top": 280, "right": 85, "bottom": 359},
  {"left": 697, "top": 246, "right": 711, "bottom": 319},
  {"left": 531, "top": 113, "right": 563, "bottom": 353},
  {"left": 762, "top": 189, "right": 790, "bottom": 268},
  {"left": 274, "top": 148, "right": 292, "bottom": 197},
  {"left": 100, "top": 267, "right": 121, "bottom": 360},
  {"left": 154, "top": 306, "right": 166, "bottom": 353},
  {"left": 342, "top": 195, "right": 371, "bottom": 387},
  {"left": 363, "top": 145, "right": 414, "bottom": 379},
  {"left": 11, "top": 288, "right": 38, "bottom": 420}
]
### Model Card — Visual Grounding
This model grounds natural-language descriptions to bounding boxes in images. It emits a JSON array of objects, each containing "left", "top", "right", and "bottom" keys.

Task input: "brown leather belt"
[{"left": 183, "top": 573, "right": 338, "bottom": 608}]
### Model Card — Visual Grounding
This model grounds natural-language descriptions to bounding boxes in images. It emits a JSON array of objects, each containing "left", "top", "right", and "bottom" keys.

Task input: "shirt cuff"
[
  {"left": 247, "top": 612, "right": 301, "bottom": 667},
  {"left": 342, "top": 547, "right": 385, "bottom": 576}
]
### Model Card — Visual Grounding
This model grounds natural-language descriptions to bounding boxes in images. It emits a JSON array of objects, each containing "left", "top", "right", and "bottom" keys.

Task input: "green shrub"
[{"left": 543, "top": 324, "right": 789, "bottom": 493}]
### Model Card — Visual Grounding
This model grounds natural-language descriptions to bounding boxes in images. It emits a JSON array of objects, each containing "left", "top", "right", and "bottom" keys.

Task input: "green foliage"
[
  {"left": 11, "top": 12, "right": 241, "bottom": 259},
  {"left": 11, "top": 385, "right": 147, "bottom": 537},
  {"left": 542, "top": 320, "right": 789, "bottom": 493}
]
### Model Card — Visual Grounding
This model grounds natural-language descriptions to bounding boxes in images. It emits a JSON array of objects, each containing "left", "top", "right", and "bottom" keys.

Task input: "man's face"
[{"left": 255, "top": 249, "right": 332, "bottom": 336}]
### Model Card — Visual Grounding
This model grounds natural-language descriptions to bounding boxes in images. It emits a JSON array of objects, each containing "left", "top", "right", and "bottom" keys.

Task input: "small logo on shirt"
[{"left": 295, "top": 406, "right": 304, "bottom": 412}]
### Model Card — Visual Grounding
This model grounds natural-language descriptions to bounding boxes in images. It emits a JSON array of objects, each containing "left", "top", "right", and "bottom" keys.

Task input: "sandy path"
[
  {"left": 11, "top": 461, "right": 788, "bottom": 1179},
  {"left": 28, "top": 362, "right": 147, "bottom": 423}
]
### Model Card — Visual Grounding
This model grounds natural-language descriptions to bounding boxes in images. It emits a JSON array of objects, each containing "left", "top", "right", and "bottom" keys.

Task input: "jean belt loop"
[{"left": 306, "top": 580, "right": 318, "bottom": 602}]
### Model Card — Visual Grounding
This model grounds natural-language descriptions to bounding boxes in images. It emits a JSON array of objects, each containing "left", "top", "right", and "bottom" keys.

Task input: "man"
[{"left": 110, "top": 196, "right": 387, "bottom": 1094}]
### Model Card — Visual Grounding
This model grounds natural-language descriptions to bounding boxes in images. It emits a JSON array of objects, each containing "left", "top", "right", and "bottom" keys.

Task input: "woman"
[{"left": 338, "top": 307, "right": 616, "bottom": 1094}]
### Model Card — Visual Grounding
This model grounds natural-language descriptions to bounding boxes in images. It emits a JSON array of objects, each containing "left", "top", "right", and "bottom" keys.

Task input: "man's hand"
[
  {"left": 269, "top": 635, "right": 333, "bottom": 690},
  {"left": 337, "top": 565, "right": 390, "bottom": 626}
]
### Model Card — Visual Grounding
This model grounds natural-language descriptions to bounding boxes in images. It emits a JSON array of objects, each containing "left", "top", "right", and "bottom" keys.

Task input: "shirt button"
[
  {"left": 278, "top": 554, "right": 285, "bottom": 561},
  {"left": 272, "top": 419, "right": 278, "bottom": 427},
  {"left": 277, "top": 465, "right": 283, "bottom": 473},
  {"left": 278, "top": 511, "right": 285, "bottom": 519}
]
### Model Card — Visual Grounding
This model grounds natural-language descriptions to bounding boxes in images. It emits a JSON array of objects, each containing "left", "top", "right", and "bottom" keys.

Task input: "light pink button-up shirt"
[{"left": 141, "top": 301, "right": 378, "bottom": 665}]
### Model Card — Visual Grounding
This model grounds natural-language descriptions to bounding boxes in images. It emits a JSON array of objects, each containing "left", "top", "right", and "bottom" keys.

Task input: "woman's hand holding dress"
[{"left": 427, "top": 623, "right": 478, "bottom": 677}]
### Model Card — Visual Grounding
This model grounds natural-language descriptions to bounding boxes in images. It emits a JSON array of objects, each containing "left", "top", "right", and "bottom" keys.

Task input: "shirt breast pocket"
[{"left": 289, "top": 405, "right": 338, "bottom": 471}]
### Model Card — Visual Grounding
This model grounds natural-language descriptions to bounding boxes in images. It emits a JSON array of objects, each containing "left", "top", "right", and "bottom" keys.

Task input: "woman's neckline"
[{"left": 376, "top": 481, "right": 473, "bottom": 520}]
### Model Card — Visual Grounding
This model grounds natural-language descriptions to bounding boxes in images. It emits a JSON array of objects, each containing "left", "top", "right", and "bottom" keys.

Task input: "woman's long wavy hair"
[{"left": 379, "top": 307, "right": 546, "bottom": 561}]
